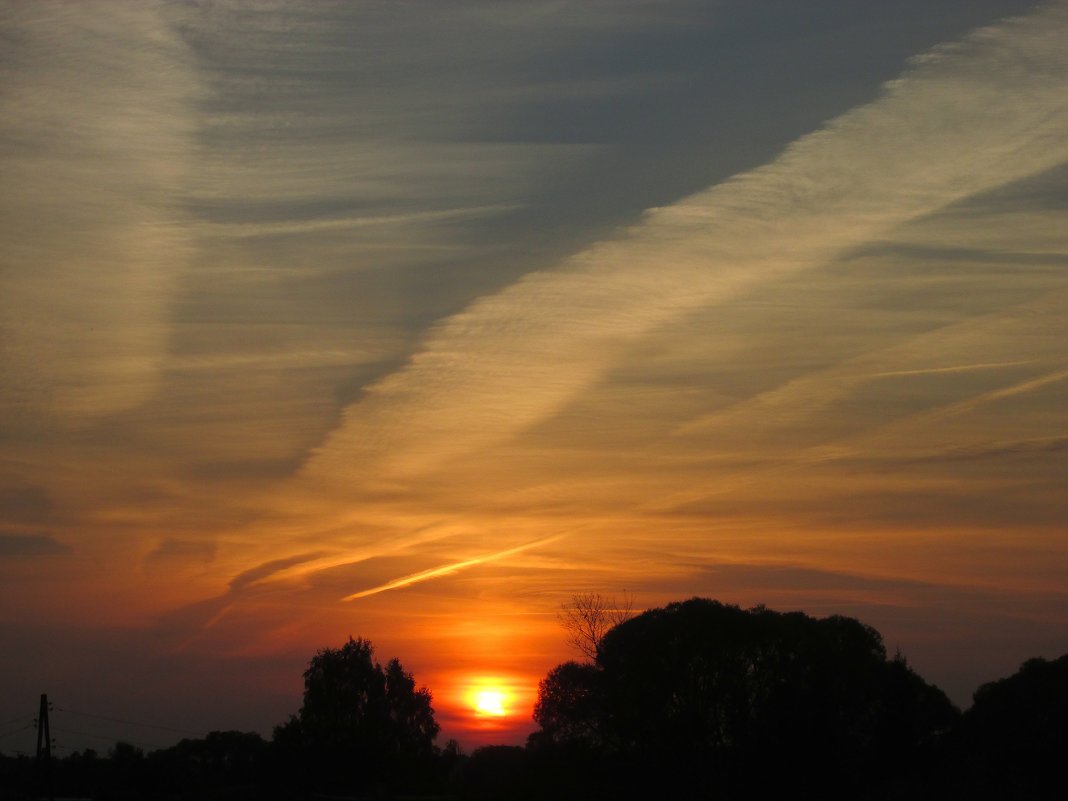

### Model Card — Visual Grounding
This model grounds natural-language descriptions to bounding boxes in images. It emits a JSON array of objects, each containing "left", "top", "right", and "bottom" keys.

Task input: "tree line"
[{"left": 1, "top": 597, "right": 1064, "bottom": 800}]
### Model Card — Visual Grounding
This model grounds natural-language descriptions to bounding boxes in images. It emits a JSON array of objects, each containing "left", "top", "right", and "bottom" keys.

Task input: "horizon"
[
  {"left": 2, "top": 0, "right": 1067, "bottom": 757},
  {"left": 0, "top": 596, "right": 1055, "bottom": 757}
]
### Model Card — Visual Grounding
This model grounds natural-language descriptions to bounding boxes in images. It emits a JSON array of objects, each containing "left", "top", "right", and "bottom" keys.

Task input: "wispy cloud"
[
  {"left": 676, "top": 292, "right": 1064, "bottom": 440},
  {"left": 0, "top": 533, "right": 70, "bottom": 557},
  {"left": 206, "top": 205, "right": 523, "bottom": 240},
  {"left": 867, "top": 361, "right": 1035, "bottom": 379},
  {"left": 342, "top": 535, "right": 564, "bottom": 601},
  {"left": 228, "top": 552, "right": 330, "bottom": 593},
  {"left": 154, "top": 550, "right": 330, "bottom": 638},
  {"left": 146, "top": 539, "right": 217, "bottom": 565},
  {"left": 305, "top": 4, "right": 1068, "bottom": 487},
  {"left": 0, "top": 2, "right": 200, "bottom": 422}
]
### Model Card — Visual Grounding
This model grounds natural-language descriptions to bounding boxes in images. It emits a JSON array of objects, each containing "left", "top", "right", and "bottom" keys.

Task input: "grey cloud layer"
[
  {"left": 0, "top": 533, "right": 70, "bottom": 557},
  {"left": 306, "top": 4, "right": 1068, "bottom": 485}
]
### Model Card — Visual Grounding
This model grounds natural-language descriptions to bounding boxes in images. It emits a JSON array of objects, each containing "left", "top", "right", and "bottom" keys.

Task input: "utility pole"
[{"left": 34, "top": 693, "right": 53, "bottom": 801}]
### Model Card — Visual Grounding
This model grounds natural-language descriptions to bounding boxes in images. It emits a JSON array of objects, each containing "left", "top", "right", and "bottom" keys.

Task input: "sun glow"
[
  {"left": 437, "top": 668, "right": 538, "bottom": 743},
  {"left": 473, "top": 689, "right": 507, "bottom": 716},
  {"left": 464, "top": 678, "right": 515, "bottom": 719}
]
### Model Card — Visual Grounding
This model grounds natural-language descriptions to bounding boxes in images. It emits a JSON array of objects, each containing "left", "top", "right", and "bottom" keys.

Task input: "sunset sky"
[{"left": 2, "top": 0, "right": 1067, "bottom": 753}]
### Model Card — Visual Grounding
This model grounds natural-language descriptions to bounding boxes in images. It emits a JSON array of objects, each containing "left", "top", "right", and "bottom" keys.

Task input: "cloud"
[
  {"left": 152, "top": 550, "right": 332, "bottom": 639},
  {"left": 673, "top": 292, "right": 1065, "bottom": 445},
  {"left": 205, "top": 204, "right": 524, "bottom": 241},
  {"left": 0, "top": 1, "right": 200, "bottom": 424},
  {"left": 146, "top": 539, "right": 217, "bottom": 565},
  {"left": 677, "top": 561, "right": 1030, "bottom": 606},
  {"left": 342, "top": 535, "right": 565, "bottom": 601},
  {"left": 0, "top": 486, "right": 54, "bottom": 524},
  {"left": 671, "top": 479, "right": 1068, "bottom": 532},
  {"left": 0, "top": 534, "right": 70, "bottom": 557},
  {"left": 228, "top": 552, "right": 330, "bottom": 593},
  {"left": 304, "top": 3, "right": 1068, "bottom": 487},
  {"left": 905, "top": 435, "right": 1068, "bottom": 464}
]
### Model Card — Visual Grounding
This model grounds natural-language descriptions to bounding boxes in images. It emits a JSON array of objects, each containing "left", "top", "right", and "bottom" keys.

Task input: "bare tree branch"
[{"left": 558, "top": 591, "right": 636, "bottom": 661}]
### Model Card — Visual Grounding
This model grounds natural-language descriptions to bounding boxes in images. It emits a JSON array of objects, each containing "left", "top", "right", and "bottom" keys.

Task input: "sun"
[
  {"left": 459, "top": 675, "right": 525, "bottom": 725},
  {"left": 473, "top": 688, "right": 508, "bottom": 716},
  {"left": 467, "top": 681, "right": 512, "bottom": 717}
]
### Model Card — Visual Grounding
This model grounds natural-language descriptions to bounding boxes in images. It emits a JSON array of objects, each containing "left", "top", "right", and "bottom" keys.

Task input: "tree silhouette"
[
  {"left": 533, "top": 598, "right": 958, "bottom": 800},
  {"left": 532, "top": 661, "right": 602, "bottom": 747},
  {"left": 948, "top": 653, "right": 1068, "bottom": 799},
  {"left": 272, "top": 636, "right": 439, "bottom": 796},
  {"left": 146, "top": 730, "right": 266, "bottom": 795}
]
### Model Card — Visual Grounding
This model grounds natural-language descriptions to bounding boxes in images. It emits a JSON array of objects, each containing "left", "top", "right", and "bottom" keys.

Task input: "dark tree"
[
  {"left": 272, "top": 636, "right": 439, "bottom": 796},
  {"left": 144, "top": 730, "right": 267, "bottom": 796},
  {"left": 947, "top": 653, "right": 1068, "bottom": 799},
  {"left": 455, "top": 745, "right": 535, "bottom": 801},
  {"left": 100, "top": 741, "right": 146, "bottom": 800},
  {"left": 532, "top": 598, "right": 958, "bottom": 800},
  {"left": 531, "top": 661, "right": 603, "bottom": 747}
]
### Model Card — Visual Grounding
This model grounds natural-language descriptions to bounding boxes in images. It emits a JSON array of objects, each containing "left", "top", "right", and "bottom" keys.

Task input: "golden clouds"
[{"left": 0, "top": 2, "right": 199, "bottom": 422}]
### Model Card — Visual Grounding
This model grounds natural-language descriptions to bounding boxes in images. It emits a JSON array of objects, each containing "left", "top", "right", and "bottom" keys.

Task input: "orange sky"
[{"left": 2, "top": 0, "right": 1067, "bottom": 753}]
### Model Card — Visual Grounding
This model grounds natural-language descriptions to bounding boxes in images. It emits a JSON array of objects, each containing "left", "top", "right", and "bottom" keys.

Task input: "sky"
[{"left": 1, "top": 0, "right": 1067, "bottom": 753}]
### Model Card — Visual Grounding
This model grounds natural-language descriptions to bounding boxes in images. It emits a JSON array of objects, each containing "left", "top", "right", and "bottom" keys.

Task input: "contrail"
[{"left": 342, "top": 534, "right": 564, "bottom": 601}]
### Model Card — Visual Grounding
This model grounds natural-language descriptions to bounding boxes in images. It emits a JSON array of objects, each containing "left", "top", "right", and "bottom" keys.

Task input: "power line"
[
  {"left": 0, "top": 723, "right": 35, "bottom": 741},
  {"left": 53, "top": 707, "right": 204, "bottom": 737},
  {"left": 0, "top": 713, "right": 34, "bottom": 729}
]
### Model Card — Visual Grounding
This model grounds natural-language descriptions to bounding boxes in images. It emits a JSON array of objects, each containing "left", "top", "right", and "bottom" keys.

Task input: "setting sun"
[
  {"left": 435, "top": 669, "right": 537, "bottom": 745},
  {"left": 473, "top": 689, "right": 507, "bottom": 717},
  {"left": 459, "top": 676, "right": 524, "bottom": 725}
]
